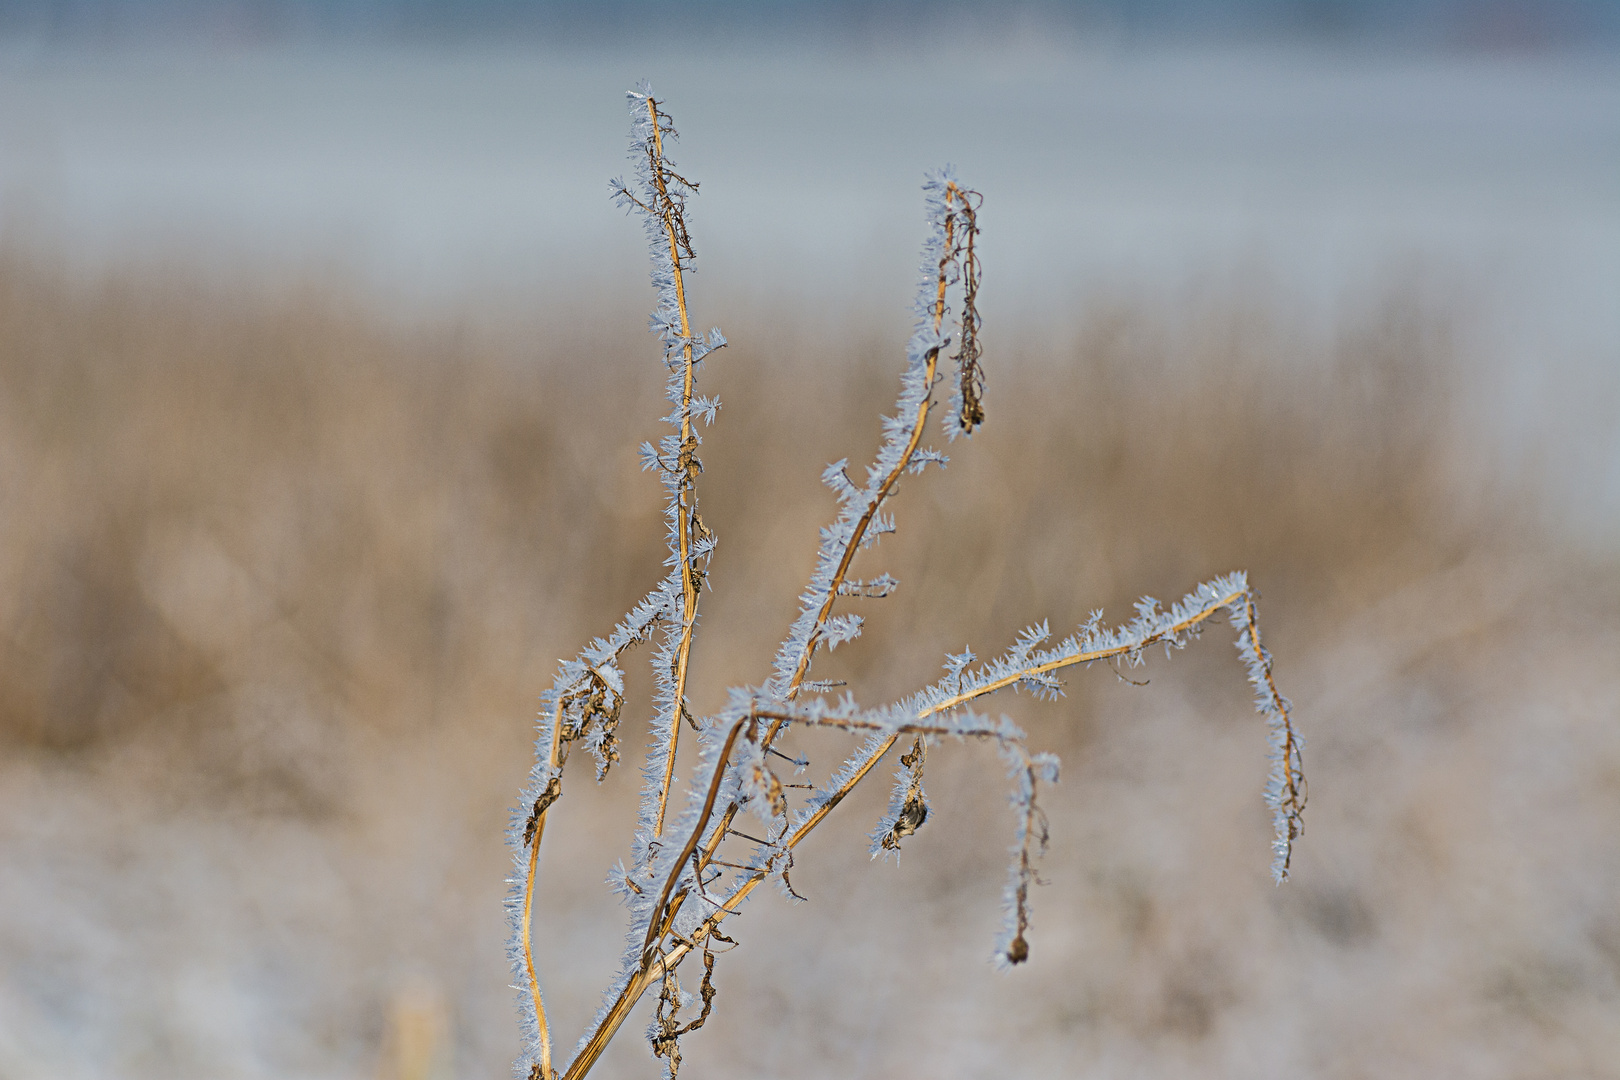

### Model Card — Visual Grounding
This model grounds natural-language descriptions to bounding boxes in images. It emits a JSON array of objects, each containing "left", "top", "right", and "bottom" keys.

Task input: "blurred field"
[{"left": 0, "top": 244, "right": 1616, "bottom": 1080}]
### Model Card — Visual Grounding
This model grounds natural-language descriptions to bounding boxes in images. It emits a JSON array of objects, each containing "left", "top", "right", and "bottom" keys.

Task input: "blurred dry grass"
[{"left": 0, "top": 246, "right": 1615, "bottom": 1079}]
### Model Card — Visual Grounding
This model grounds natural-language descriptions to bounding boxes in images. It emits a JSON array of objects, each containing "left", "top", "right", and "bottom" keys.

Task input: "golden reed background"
[{"left": 0, "top": 247, "right": 1615, "bottom": 1078}]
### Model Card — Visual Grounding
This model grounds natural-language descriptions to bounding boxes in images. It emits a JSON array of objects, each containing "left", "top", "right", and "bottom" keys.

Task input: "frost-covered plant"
[{"left": 507, "top": 86, "right": 1307, "bottom": 1080}]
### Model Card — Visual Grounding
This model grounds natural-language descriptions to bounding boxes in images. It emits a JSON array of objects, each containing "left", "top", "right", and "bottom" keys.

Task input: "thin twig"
[{"left": 646, "top": 94, "right": 707, "bottom": 842}]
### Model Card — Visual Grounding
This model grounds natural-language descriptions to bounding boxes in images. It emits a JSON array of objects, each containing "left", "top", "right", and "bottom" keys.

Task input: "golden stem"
[
  {"left": 521, "top": 700, "right": 568, "bottom": 1080},
  {"left": 646, "top": 94, "right": 703, "bottom": 841},
  {"left": 920, "top": 588, "right": 1244, "bottom": 718},
  {"left": 1242, "top": 591, "right": 1305, "bottom": 874},
  {"left": 641, "top": 717, "right": 750, "bottom": 959},
  {"left": 776, "top": 184, "right": 964, "bottom": 716},
  {"left": 522, "top": 813, "right": 552, "bottom": 1080}
]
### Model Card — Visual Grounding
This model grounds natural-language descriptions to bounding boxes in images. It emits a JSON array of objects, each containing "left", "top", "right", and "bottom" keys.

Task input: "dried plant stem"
[
  {"left": 1241, "top": 590, "right": 1307, "bottom": 875},
  {"left": 522, "top": 698, "right": 572, "bottom": 1080},
  {"left": 520, "top": 610, "right": 661, "bottom": 1080},
  {"left": 922, "top": 587, "right": 1243, "bottom": 716},
  {"left": 778, "top": 188, "right": 962, "bottom": 710},
  {"left": 513, "top": 90, "right": 1305, "bottom": 1080},
  {"left": 522, "top": 805, "right": 553, "bottom": 1080},
  {"left": 647, "top": 93, "right": 704, "bottom": 842}
]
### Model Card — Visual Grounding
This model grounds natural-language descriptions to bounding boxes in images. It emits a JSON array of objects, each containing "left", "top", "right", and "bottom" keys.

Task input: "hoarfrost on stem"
[{"left": 507, "top": 85, "right": 1306, "bottom": 1080}]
